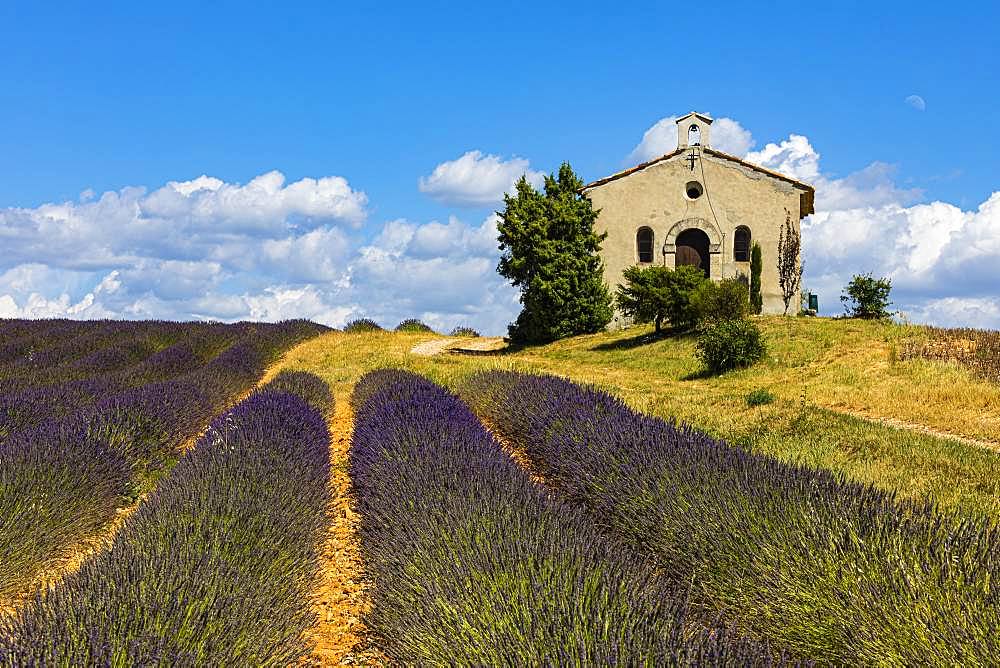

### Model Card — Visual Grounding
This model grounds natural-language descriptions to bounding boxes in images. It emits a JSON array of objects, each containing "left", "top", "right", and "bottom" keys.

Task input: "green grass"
[{"left": 272, "top": 317, "right": 1000, "bottom": 518}]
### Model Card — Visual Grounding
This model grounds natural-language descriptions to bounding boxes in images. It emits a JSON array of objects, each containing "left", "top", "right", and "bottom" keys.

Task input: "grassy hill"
[{"left": 273, "top": 316, "right": 1000, "bottom": 518}]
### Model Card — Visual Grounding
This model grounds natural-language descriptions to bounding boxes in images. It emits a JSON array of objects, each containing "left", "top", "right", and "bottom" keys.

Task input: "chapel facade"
[{"left": 582, "top": 112, "right": 815, "bottom": 323}]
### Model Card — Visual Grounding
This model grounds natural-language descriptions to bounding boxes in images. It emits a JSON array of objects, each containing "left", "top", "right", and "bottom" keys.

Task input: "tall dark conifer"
[{"left": 497, "top": 163, "right": 612, "bottom": 343}]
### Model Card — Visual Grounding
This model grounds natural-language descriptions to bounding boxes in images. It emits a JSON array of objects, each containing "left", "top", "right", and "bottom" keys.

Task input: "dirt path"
[
  {"left": 409, "top": 337, "right": 462, "bottom": 356},
  {"left": 303, "top": 395, "right": 385, "bottom": 666},
  {"left": 410, "top": 336, "right": 506, "bottom": 356},
  {"left": 836, "top": 408, "right": 1000, "bottom": 454}
]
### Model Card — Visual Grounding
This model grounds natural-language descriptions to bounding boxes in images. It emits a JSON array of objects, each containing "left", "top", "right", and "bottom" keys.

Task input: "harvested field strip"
[
  {"left": 901, "top": 326, "right": 1000, "bottom": 383},
  {"left": 0, "top": 378, "right": 332, "bottom": 664},
  {"left": 350, "top": 369, "right": 778, "bottom": 665},
  {"left": 464, "top": 370, "right": 1000, "bottom": 665}
]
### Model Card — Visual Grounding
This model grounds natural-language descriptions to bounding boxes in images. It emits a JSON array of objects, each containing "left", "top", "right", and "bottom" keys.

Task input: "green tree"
[
  {"left": 841, "top": 273, "right": 893, "bottom": 319},
  {"left": 615, "top": 264, "right": 706, "bottom": 332},
  {"left": 497, "top": 163, "right": 613, "bottom": 343},
  {"left": 749, "top": 242, "right": 763, "bottom": 314}
]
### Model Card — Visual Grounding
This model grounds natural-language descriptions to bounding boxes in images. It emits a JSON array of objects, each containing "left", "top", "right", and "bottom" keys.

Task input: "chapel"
[{"left": 581, "top": 112, "right": 815, "bottom": 321}]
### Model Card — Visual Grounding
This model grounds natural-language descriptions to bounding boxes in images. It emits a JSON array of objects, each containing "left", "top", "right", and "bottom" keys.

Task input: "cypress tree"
[
  {"left": 749, "top": 242, "right": 763, "bottom": 315},
  {"left": 497, "top": 163, "right": 613, "bottom": 343}
]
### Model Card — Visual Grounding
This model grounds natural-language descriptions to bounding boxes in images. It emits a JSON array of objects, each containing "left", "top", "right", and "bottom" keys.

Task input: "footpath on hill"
[{"left": 295, "top": 393, "right": 385, "bottom": 666}]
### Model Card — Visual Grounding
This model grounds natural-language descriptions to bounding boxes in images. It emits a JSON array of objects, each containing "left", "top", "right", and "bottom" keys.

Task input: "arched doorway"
[{"left": 675, "top": 228, "right": 710, "bottom": 278}]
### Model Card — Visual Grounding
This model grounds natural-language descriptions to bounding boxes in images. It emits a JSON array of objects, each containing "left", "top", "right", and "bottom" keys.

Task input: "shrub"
[
  {"left": 841, "top": 273, "right": 893, "bottom": 319},
  {"left": 690, "top": 277, "right": 751, "bottom": 325},
  {"left": 394, "top": 318, "right": 434, "bottom": 333},
  {"left": 449, "top": 326, "right": 480, "bottom": 337},
  {"left": 745, "top": 388, "right": 775, "bottom": 406},
  {"left": 615, "top": 264, "right": 706, "bottom": 332},
  {"left": 343, "top": 318, "right": 383, "bottom": 333},
  {"left": 464, "top": 371, "right": 1000, "bottom": 665},
  {"left": 749, "top": 243, "right": 763, "bottom": 314},
  {"left": 695, "top": 318, "right": 767, "bottom": 374},
  {"left": 0, "top": 390, "right": 332, "bottom": 665},
  {"left": 350, "top": 369, "right": 773, "bottom": 665}
]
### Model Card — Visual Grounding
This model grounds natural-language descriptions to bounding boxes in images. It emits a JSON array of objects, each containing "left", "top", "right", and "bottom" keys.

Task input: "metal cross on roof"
[{"left": 685, "top": 149, "right": 699, "bottom": 172}]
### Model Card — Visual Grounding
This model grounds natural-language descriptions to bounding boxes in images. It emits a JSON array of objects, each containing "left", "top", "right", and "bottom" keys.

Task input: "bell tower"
[{"left": 676, "top": 112, "right": 713, "bottom": 149}]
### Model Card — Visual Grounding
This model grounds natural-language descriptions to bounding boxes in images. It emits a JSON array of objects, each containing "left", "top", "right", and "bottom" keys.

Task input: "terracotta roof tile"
[{"left": 581, "top": 147, "right": 816, "bottom": 217}]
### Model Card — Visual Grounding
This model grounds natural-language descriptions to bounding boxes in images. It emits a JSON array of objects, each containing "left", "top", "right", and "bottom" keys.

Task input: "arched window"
[
  {"left": 636, "top": 227, "right": 654, "bottom": 263},
  {"left": 734, "top": 226, "right": 751, "bottom": 262}
]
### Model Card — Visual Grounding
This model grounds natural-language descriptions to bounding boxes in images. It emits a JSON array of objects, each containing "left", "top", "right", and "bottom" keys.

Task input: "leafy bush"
[
  {"left": 350, "top": 369, "right": 773, "bottom": 665},
  {"left": 343, "top": 318, "right": 383, "bottom": 333},
  {"left": 690, "top": 277, "right": 750, "bottom": 325},
  {"left": 745, "top": 388, "right": 775, "bottom": 406},
  {"left": 449, "top": 326, "right": 480, "bottom": 337},
  {"left": 464, "top": 370, "right": 1000, "bottom": 664},
  {"left": 695, "top": 318, "right": 767, "bottom": 374},
  {"left": 841, "top": 273, "right": 893, "bottom": 319},
  {"left": 615, "top": 264, "right": 706, "bottom": 332},
  {"left": 0, "top": 389, "right": 332, "bottom": 665},
  {"left": 394, "top": 318, "right": 434, "bottom": 333}
]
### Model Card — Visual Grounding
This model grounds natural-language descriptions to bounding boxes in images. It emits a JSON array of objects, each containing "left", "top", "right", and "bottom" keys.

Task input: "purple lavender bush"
[
  {"left": 463, "top": 370, "right": 1000, "bottom": 664},
  {"left": 0, "top": 384, "right": 332, "bottom": 664},
  {"left": 349, "top": 369, "right": 779, "bottom": 665},
  {"left": 0, "top": 419, "right": 130, "bottom": 599},
  {"left": 264, "top": 370, "right": 333, "bottom": 418},
  {"left": 0, "top": 319, "right": 329, "bottom": 606}
]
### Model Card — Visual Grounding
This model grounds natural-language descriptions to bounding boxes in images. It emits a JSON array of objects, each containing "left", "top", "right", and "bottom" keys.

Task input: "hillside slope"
[{"left": 274, "top": 317, "right": 1000, "bottom": 518}]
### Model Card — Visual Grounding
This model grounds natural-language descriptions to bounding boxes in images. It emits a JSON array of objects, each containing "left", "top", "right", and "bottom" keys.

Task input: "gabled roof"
[
  {"left": 581, "top": 147, "right": 816, "bottom": 217},
  {"left": 676, "top": 111, "right": 714, "bottom": 125}
]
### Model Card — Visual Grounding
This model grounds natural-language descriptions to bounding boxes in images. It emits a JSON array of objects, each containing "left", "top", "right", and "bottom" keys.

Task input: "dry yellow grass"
[{"left": 271, "top": 318, "right": 1000, "bottom": 517}]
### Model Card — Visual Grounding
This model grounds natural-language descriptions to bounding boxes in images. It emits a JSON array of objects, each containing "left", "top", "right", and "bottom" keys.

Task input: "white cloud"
[
  {"left": 418, "top": 151, "right": 545, "bottom": 206},
  {"left": 906, "top": 297, "right": 1000, "bottom": 330},
  {"left": 744, "top": 134, "right": 821, "bottom": 183},
  {"left": 626, "top": 115, "right": 755, "bottom": 165},
  {"left": 0, "top": 168, "right": 517, "bottom": 333}
]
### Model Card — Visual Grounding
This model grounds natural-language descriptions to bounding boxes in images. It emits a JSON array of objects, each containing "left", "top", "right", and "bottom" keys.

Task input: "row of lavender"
[
  {"left": 0, "top": 371, "right": 333, "bottom": 664},
  {"left": 0, "top": 318, "right": 328, "bottom": 601},
  {"left": 349, "top": 370, "right": 780, "bottom": 665},
  {"left": 463, "top": 371, "right": 1000, "bottom": 664}
]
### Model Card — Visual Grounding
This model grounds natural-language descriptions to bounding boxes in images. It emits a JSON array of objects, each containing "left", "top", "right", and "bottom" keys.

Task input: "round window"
[{"left": 685, "top": 181, "right": 704, "bottom": 200}]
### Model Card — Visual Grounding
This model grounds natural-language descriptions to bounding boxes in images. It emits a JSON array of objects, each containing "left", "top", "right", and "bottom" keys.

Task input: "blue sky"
[{"left": 1, "top": 2, "right": 999, "bottom": 332}]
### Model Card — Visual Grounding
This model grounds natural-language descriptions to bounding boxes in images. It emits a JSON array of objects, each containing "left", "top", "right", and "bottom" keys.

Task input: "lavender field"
[
  {"left": 0, "top": 318, "right": 332, "bottom": 662},
  {"left": 2, "top": 318, "right": 1000, "bottom": 665}
]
